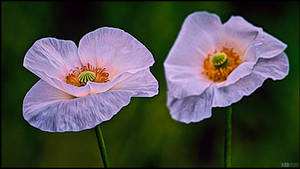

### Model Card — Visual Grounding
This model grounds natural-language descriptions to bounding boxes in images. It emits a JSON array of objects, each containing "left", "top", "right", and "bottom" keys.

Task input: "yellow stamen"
[
  {"left": 65, "top": 63, "right": 110, "bottom": 87},
  {"left": 202, "top": 47, "right": 242, "bottom": 82}
]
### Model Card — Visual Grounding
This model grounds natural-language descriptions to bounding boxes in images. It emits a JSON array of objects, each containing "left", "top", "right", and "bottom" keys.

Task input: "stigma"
[
  {"left": 65, "top": 63, "right": 110, "bottom": 87},
  {"left": 78, "top": 71, "right": 96, "bottom": 85},
  {"left": 211, "top": 52, "right": 228, "bottom": 68}
]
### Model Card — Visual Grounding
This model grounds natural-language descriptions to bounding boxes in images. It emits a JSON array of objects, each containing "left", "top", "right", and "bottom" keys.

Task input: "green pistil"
[
  {"left": 211, "top": 52, "right": 228, "bottom": 68},
  {"left": 78, "top": 71, "right": 96, "bottom": 84}
]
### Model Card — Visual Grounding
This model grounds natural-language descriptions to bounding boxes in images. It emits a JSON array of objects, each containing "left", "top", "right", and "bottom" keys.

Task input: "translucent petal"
[
  {"left": 223, "top": 16, "right": 260, "bottom": 57},
  {"left": 217, "top": 16, "right": 287, "bottom": 87},
  {"left": 164, "top": 11, "right": 222, "bottom": 69},
  {"left": 255, "top": 31, "right": 287, "bottom": 59},
  {"left": 23, "top": 37, "right": 81, "bottom": 81},
  {"left": 216, "top": 62, "right": 255, "bottom": 88},
  {"left": 212, "top": 52, "right": 289, "bottom": 107},
  {"left": 164, "top": 65, "right": 211, "bottom": 98},
  {"left": 78, "top": 27, "right": 154, "bottom": 79},
  {"left": 23, "top": 38, "right": 90, "bottom": 97},
  {"left": 224, "top": 16, "right": 287, "bottom": 61},
  {"left": 252, "top": 52, "right": 289, "bottom": 80},
  {"left": 23, "top": 80, "right": 137, "bottom": 132},
  {"left": 164, "top": 12, "right": 222, "bottom": 98},
  {"left": 167, "top": 87, "right": 214, "bottom": 123},
  {"left": 111, "top": 69, "right": 159, "bottom": 97}
]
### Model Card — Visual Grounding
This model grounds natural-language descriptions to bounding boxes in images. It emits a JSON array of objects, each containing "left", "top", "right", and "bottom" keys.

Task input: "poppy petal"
[
  {"left": 23, "top": 80, "right": 137, "bottom": 132},
  {"left": 164, "top": 65, "right": 211, "bottom": 98},
  {"left": 164, "top": 12, "right": 222, "bottom": 98},
  {"left": 212, "top": 52, "right": 289, "bottom": 107},
  {"left": 23, "top": 38, "right": 81, "bottom": 81},
  {"left": 23, "top": 38, "right": 91, "bottom": 97},
  {"left": 224, "top": 16, "right": 287, "bottom": 60},
  {"left": 165, "top": 12, "right": 222, "bottom": 69},
  {"left": 78, "top": 27, "right": 154, "bottom": 79},
  {"left": 111, "top": 69, "right": 159, "bottom": 97},
  {"left": 216, "top": 16, "right": 287, "bottom": 88},
  {"left": 167, "top": 87, "right": 214, "bottom": 123}
]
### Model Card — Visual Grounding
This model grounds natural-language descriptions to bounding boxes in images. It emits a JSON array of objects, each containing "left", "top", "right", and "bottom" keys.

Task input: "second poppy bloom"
[{"left": 164, "top": 12, "right": 289, "bottom": 123}]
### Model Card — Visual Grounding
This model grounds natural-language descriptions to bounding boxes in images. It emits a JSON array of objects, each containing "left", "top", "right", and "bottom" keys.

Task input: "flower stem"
[
  {"left": 95, "top": 125, "right": 109, "bottom": 168},
  {"left": 224, "top": 106, "right": 232, "bottom": 168}
]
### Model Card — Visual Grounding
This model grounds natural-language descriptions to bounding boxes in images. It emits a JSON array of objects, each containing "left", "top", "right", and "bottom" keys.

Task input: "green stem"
[
  {"left": 95, "top": 125, "right": 109, "bottom": 168},
  {"left": 224, "top": 106, "right": 232, "bottom": 168}
]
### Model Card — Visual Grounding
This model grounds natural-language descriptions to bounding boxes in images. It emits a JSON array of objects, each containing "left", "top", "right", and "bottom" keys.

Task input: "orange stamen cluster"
[
  {"left": 202, "top": 47, "right": 242, "bottom": 82},
  {"left": 65, "top": 63, "right": 110, "bottom": 87}
]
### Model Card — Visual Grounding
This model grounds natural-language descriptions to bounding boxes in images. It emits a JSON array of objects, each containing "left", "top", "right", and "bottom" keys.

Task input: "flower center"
[
  {"left": 202, "top": 47, "right": 242, "bottom": 82},
  {"left": 211, "top": 52, "right": 228, "bottom": 68},
  {"left": 65, "top": 63, "right": 110, "bottom": 87},
  {"left": 78, "top": 71, "right": 96, "bottom": 84}
]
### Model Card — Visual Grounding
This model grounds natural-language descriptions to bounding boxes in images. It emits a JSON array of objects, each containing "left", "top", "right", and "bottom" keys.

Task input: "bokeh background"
[{"left": 1, "top": 1, "right": 299, "bottom": 168}]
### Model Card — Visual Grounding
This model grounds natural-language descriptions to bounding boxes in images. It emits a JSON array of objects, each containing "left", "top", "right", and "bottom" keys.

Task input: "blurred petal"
[
  {"left": 212, "top": 52, "right": 289, "bottom": 107},
  {"left": 111, "top": 69, "right": 159, "bottom": 97},
  {"left": 78, "top": 27, "right": 154, "bottom": 79},
  {"left": 164, "top": 11, "right": 222, "bottom": 69},
  {"left": 167, "top": 87, "right": 214, "bottom": 123},
  {"left": 23, "top": 38, "right": 81, "bottom": 80},
  {"left": 164, "top": 65, "right": 211, "bottom": 98},
  {"left": 23, "top": 80, "right": 136, "bottom": 132}
]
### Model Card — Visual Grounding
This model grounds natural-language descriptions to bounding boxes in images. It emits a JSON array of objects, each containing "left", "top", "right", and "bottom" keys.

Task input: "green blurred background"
[{"left": 1, "top": 1, "right": 299, "bottom": 168}]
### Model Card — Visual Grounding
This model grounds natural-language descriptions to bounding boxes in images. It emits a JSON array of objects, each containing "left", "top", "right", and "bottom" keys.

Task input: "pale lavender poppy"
[
  {"left": 23, "top": 27, "right": 158, "bottom": 132},
  {"left": 164, "top": 12, "right": 289, "bottom": 123}
]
